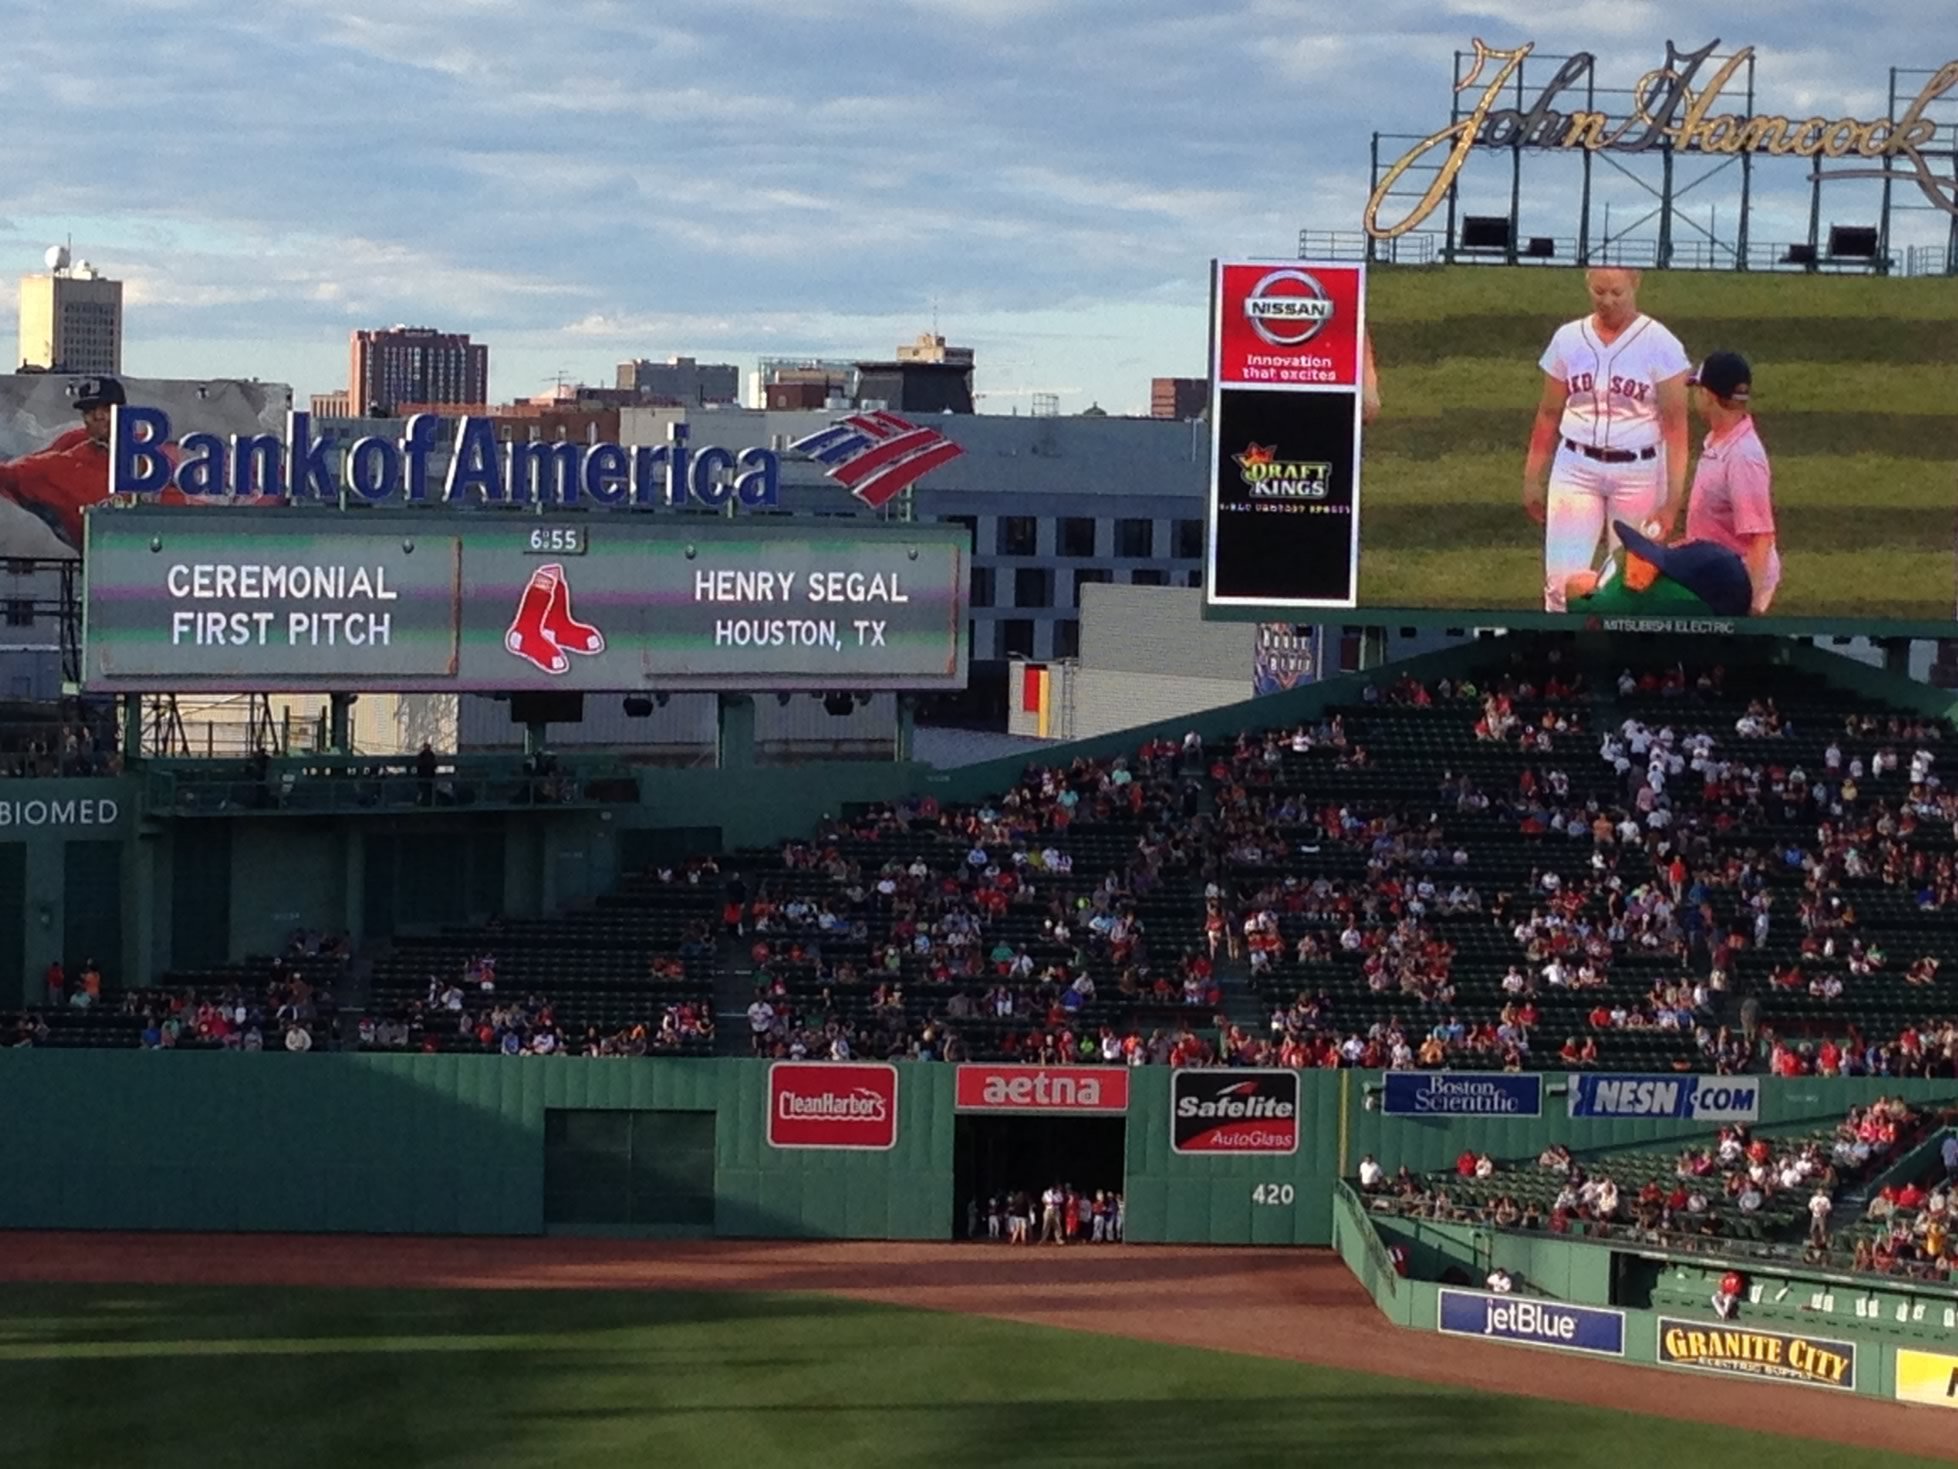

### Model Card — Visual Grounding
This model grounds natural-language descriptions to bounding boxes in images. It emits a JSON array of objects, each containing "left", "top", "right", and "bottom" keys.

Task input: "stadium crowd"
[
  {"left": 14, "top": 653, "right": 1958, "bottom": 1087},
  {"left": 1359, "top": 1096, "right": 1937, "bottom": 1266}
]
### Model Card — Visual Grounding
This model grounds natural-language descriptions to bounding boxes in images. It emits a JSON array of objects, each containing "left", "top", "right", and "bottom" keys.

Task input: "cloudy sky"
[{"left": 0, "top": 1, "right": 1940, "bottom": 414}]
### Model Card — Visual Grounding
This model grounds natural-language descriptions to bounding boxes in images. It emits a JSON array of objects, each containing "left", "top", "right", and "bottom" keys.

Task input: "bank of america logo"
[{"left": 789, "top": 412, "right": 964, "bottom": 509}]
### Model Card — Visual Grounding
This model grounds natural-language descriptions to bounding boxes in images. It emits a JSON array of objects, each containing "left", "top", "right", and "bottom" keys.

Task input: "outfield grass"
[
  {"left": 0, "top": 1284, "right": 1941, "bottom": 1468},
  {"left": 1361, "top": 266, "right": 1958, "bottom": 620}
]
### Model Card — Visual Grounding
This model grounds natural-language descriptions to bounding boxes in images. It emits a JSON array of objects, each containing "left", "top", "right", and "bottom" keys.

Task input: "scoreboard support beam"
[
  {"left": 328, "top": 693, "right": 354, "bottom": 754},
  {"left": 716, "top": 694, "right": 756, "bottom": 770},
  {"left": 120, "top": 694, "right": 142, "bottom": 762}
]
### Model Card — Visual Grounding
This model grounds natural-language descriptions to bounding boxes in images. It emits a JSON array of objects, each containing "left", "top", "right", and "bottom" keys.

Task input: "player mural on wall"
[
  {"left": 0, "top": 378, "right": 140, "bottom": 550},
  {"left": 1522, "top": 269, "right": 1692, "bottom": 612},
  {"left": 0, "top": 376, "right": 285, "bottom": 555}
]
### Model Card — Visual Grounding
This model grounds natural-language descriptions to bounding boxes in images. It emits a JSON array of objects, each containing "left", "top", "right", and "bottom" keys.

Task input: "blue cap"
[{"left": 1612, "top": 521, "right": 1755, "bottom": 617}]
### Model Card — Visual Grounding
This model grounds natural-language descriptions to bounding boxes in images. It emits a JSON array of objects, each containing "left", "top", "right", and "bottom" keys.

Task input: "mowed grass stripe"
[
  {"left": 1360, "top": 451, "right": 1956, "bottom": 516},
  {"left": 1369, "top": 267, "right": 1958, "bottom": 319},
  {"left": 1360, "top": 501, "right": 1952, "bottom": 556},
  {"left": 0, "top": 1284, "right": 1939, "bottom": 1469},
  {"left": 1369, "top": 360, "right": 1958, "bottom": 417},
  {"left": 1363, "top": 408, "right": 1954, "bottom": 461},
  {"left": 1370, "top": 268, "right": 1958, "bottom": 368},
  {"left": 1373, "top": 314, "right": 1958, "bottom": 366},
  {"left": 1359, "top": 545, "right": 1952, "bottom": 616}
]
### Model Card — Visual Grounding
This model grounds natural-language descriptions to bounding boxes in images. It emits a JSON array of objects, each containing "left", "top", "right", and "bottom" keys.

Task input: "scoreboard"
[{"left": 82, "top": 507, "right": 969, "bottom": 693}]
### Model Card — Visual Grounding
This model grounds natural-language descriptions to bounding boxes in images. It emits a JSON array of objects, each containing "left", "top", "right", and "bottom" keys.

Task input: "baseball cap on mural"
[
  {"left": 73, "top": 376, "right": 127, "bottom": 410},
  {"left": 1613, "top": 520, "right": 1754, "bottom": 617},
  {"left": 1687, "top": 351, "right": 1751, "bottom": 402}
]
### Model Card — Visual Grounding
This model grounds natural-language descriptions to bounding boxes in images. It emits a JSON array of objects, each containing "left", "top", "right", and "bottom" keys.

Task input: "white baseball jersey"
[{"left": 1538, "top": 315, "right": 1690, "bottom": 452}]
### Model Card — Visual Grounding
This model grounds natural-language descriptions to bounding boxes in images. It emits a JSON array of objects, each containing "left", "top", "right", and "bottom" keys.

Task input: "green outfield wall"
[
  {"left": 2, "top": 1054, "right": 1952, "bottom": 1246},
  {"left": 1337, "top": 1182, "right": 1958, "bottom": 1410}
]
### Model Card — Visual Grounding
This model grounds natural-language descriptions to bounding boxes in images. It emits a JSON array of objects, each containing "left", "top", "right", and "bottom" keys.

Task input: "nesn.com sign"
[{"left": 1567, "top": 1074, "right": 1759, "bottom": 1122}]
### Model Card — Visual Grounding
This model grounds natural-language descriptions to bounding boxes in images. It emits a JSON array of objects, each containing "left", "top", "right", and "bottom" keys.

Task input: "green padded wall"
[
  {"left": 0, "top": 1053, "right": 952, "bottom": 1240},
  {"left": 0, "top": 1054, "right": 1952, "bottom": 1243},
  {"left": 0, "top": 842, "right": 23, "bottom": 1006}
]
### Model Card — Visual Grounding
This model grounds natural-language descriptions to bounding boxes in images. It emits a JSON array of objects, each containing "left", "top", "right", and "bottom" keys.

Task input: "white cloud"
[{"left": 0, "top": 0, "right": 1940, "bottom": 408}]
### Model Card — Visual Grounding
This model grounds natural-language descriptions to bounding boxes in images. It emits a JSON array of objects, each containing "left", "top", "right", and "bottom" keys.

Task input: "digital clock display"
[{"left": 524, "top": 526, "right": 587, "bottom": 556}]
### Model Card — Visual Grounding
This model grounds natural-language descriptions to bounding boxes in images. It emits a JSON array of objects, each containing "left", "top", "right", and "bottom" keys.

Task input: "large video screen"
[{"left": 1216, "top": 264, "right": 1958, "bottom": 635}]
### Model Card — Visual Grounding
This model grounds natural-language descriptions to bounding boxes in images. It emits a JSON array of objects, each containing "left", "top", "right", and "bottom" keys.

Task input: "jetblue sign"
[
  {"left": 1567, "top": 1074, "right": 1760, "bottom": 1122},
  {"left": 1437, "top": 1289, "right": 1626, "bottom": 1357},
  {"left": 110, "top": 409, "right": 780, "bottom": 509},
  {"left": 1382, "top": 1072, "right": 1542, "bottom": 1117}
]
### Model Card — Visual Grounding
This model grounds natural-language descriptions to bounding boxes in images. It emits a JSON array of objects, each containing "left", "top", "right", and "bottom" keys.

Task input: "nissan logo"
[{"left": 1244, "top": 269, "right": 1335, "bottom": 347}]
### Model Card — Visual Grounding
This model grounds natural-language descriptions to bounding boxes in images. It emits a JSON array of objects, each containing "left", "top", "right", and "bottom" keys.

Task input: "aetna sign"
[
  {"left": 954, "top": 1064, "right": 1131, "bottom": 1114},
  {"left": 1171, "top": 1069, "right": 1300, "bottom": 1154},
  {"left": 766, "top": 1062, "right": 899, "bottom": 1150}
]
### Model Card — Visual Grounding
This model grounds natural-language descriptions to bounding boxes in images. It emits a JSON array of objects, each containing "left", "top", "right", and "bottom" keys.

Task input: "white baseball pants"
[{"left": 1543, "top": 445, "right": 1667, "bottom": 611}]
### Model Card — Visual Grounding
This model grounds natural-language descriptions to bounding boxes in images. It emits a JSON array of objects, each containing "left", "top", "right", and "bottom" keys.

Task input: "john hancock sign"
[{"left": 1365, "top": 38, "right": 1958, "bottom": 240}]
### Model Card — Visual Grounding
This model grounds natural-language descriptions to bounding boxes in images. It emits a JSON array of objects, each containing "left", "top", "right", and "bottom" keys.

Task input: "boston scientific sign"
[
  {"left": 1366, "top": 38, "right": 1958, "bottom": 239},
  {"left": 81, "top": 509, "right": 968, "bottom": 695}
]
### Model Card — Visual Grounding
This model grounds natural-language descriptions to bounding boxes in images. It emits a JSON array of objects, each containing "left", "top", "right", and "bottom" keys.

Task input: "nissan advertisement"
[{"left": 1206, "top": 260, "right": 1365, "bottom": 610}]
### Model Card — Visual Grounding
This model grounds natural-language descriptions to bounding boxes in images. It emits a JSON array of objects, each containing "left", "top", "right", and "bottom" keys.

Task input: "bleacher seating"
[
  {"left": 12, "top": 642, "right": 1958, "bottom": 1074},
  {"left": 1357, "top": 1096, "right": 1946, "bottom": 1284},
  {"left": 362, "top": 868, "right": 722, "bottom": 1055}
]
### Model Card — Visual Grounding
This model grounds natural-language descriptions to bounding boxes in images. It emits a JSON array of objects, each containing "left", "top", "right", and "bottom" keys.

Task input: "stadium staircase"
[{"left": 714, "top": 933, "right": 758, "bottom": 1057}]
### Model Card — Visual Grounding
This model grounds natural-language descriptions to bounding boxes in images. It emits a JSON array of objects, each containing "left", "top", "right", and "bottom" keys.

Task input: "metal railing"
[
  {"left": 1334, "top": 1180, "right": 1401, "bottom": 1298},
  {"left": 144, "top": 752, "right": 644, "bottom": 817},
  {"left": 1300, "top": 227, "right": 1941, "bottom": 274},
  {"left": 1358, "top": 1194, "right": 1958, "bottom": 1296}
]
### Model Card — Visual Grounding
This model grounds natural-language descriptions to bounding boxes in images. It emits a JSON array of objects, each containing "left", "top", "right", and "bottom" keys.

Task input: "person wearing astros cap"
[
  {"left": 0, "top": 376, "right": 133, "bottom": 550},
  {"left": 0, "top": 376, "right": 264, "bottom": 553},
  {"left": 1683, "top": 350, "right": 1779, "bottom": 616}
]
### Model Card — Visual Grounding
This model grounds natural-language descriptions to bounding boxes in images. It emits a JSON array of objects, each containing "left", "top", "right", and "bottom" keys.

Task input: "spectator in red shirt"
[{"left": 1713, "top": 1269, "right": 1746, "bottom": 1319}]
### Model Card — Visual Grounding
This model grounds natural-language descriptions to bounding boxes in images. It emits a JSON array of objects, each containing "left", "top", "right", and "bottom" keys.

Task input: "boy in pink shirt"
[{"left": 1684, "top": 352, "right": 1779, "bottom": 614}]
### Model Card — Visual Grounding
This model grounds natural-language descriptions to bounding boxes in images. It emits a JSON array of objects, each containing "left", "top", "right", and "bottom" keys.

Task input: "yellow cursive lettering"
[
  {"left": 1564, "top": 111, "right": 1611, "bottom": 148},
  {"left": 1819, "top": 119, "right": 1862, "bottom": 158},
  {"left": 1734, "top": 114, "right": 1791, "bottom": 151},
  {"left": 1363, "top": 47, "right": 1958, "bottom": 239},
  {"left": 1780, "top": 116, "right": 1831, "bottom": 156},
  {"left": 1667, "top": 50, "right": 1752, "bottom": 149},
  {"left": 1696, "top": 114, "right": 1743, "bottom": 152},
  {"left": 1365, "top": 39, "right": 1532, "bottom": 240}
]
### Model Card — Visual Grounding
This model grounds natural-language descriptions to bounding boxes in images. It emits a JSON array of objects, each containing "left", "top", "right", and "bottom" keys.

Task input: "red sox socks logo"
[{"left": 504, "top": 563, "right": 605, "bottom": 675}]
